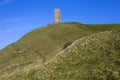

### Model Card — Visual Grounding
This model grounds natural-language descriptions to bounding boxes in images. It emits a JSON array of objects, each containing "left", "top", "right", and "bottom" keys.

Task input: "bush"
[{"left": 63, "top": 41, "right": 73, "bottom": 50}]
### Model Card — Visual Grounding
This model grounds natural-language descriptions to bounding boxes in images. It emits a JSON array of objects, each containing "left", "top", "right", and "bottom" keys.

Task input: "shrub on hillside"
[{"left": 63, "top": 41, "right": 73, "bottom": 50}]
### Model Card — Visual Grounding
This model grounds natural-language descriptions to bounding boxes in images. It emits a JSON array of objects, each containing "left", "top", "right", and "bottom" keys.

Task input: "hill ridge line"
[
  {"left": 44, "top": 33, "right": 95, "bottom": 65},
  {"left": 44, "top": 30, "right": 113, "bottom": 65},
  {"left": 44, "top": 39, "right": 80, "bottom": 65}
]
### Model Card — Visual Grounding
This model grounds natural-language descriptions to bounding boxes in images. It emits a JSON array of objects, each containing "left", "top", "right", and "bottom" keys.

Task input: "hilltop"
[{"left": 0, "top": 22, "right": 120, "bottom": 80}]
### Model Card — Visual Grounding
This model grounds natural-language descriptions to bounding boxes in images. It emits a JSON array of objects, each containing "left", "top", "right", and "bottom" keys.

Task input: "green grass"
[
  {"left": 0, "top": 22, "right": 120, "bottom": 80},
  {"left": 27, "top": 30, "right": 120, "bottom": 80},
  {"left": 0, "top": 22, "right": 94, "bottom": 77},
  {"left": 85, "top": 24, "right": 120, "bottom": 31}
]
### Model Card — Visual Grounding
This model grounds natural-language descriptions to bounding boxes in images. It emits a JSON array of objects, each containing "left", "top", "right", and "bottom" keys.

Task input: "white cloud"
[{"left": 0, "top": 0, "right": 12, "bottom": 5}]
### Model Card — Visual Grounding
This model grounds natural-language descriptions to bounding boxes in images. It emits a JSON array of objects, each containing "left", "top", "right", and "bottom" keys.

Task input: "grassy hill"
[
  {"left": 28, "top": 30, "right": 120, "bottom": 80},
  {"left": 0, "top": 22, "right": 120, "bottom": 80},
  {"left": 85, "top": 24, "right": 120, "bottom": 31},
  {"left": 0, "top": 22, "right": 94, "bottom": 77}
]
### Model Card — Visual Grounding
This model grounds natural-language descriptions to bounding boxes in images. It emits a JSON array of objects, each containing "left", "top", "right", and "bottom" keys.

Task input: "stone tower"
[{"left": 54, "top": 8, "right": 60, "bottom": 23}]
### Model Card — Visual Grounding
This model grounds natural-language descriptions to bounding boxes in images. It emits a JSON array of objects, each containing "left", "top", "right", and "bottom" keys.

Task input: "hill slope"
[
  {"left": 85, "top": 24, "right": 120, "bottom": 31},
  {"left": 0, "top": 30, "right": 120, "bottom": 80},
  {"left": 0, "top": 22, "right": 120, "bottom": 80},
  {"left": 34, "top": 30, "right": 120, "bottom": 80},
  {"left": 0, "top": 22, "right": 94, "bottom": 77}
]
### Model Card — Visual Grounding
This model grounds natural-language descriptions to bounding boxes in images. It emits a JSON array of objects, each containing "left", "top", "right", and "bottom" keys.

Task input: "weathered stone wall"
[{"left": 54, "top": 9, "right": 60, "bottom": 23}]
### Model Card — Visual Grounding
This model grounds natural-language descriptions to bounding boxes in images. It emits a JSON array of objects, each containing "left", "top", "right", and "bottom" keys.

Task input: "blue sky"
[{"left": 0, "top": 0, "right": 120, "bottom": 49}]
